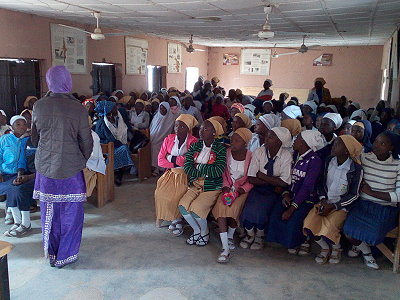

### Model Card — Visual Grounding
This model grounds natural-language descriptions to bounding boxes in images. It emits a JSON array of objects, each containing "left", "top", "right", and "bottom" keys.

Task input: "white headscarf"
[
  {"left": 244, "top": 104, "right": 256, "bottom": 125},
  {"left": 282, "top": 105, "right": 302, "bottom": 119},
  {"left": 271, "top": 127, "right": 292, "bottom": 148},
  {"left": 301, "top": 130, "right": 326, "bottom": 151},
  {"left": 347, "top": 120, "right": 356, "bottom": 126},
  {"left": 0, "top": 110, "right": 6, "bottom": 117},
  {"left": 303, "top": 101, "right": 317, "bottom": 114},
  {"left": 104, "top": 111, "right": 128, "bottom": 144},
  {"left": 112, "top": 90, "right": 124, "bottom": 96},
  {"left": 10, "top": 115, "right": 26, "bottom": 127},
  {"left": 350, "top": 109, "right": 367, "bottom": 120},
  {"left": 259, "top": 114, "right": 281, "bottom": 129},
  {"left": 323, "top": 113, "right": 343, "bottom": 129},
  {"left": 326, "top": 105, "right": 338, "bottom": 113},
  {"left": 150, "top": 102, "right": 176, "bottom": 143},
  {"left": 349, "top": 102, "right": 360, "bottom": 110}
]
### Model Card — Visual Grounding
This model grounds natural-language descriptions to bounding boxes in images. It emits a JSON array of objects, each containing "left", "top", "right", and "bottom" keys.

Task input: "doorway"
[
  {"left": 147, "top": 65, "right": 166, "bottom": 93},
  {"left": 91, "top": 63, "right": 117, "bottom": 96},
  {"left": 186, "top": 67, "right": 199, "bottom": 92},
  {"left": 0, "top": 58, "right": 41, "bottom": 116}
]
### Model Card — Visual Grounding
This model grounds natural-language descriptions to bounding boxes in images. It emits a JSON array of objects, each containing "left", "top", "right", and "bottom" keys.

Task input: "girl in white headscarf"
[
  {"left": 150, "top": 102, "right": 178, "bottom": 175},
  {"left": 248, "top": 114, "right": 281, "bottom": 152}
]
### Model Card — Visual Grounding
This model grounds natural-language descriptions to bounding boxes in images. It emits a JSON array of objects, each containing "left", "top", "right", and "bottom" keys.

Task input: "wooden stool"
[
  {"left": 0, "top": 241, "right": 13, "bottom": 300},
  {"left": 376, "top": 214, "right": 400, "bottom": 273}
]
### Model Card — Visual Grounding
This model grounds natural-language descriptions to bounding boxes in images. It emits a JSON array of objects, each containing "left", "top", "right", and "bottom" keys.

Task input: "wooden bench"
[
  {"left": 0, "top": 241, "right": 13, "bottom": 300},
  {"left": 376, "top": 214, "right": 400, "bottom": 273},
  {"left": 131, "top": 129, "right": 152, "bottom": 182},
  {"left": 88, "top": 142, "right": 115, "bottom": 208}
]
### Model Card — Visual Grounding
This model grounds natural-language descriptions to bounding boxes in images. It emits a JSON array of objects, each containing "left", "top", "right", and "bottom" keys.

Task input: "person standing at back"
[{"left": 31, "top": 66, "right": 93, "bottom": 268}]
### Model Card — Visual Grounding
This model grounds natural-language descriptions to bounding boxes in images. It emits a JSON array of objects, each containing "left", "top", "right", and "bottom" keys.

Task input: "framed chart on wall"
[
  {"left": 240, "top": 49, "right": 271, "bottom": 75},
  {"left": 50, "top": 23, "right": 87, "bottom": 74},
  {"left": 125, "top": 37, "right": 148, "bottom": 75},
  {"left": 167, "top": 43, "right": 182, "bottom": 73}
]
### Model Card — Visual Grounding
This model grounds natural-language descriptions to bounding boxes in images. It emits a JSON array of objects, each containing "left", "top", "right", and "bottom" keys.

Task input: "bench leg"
[{"left": 393, "top": 236, "right": 400, "bottom": 273}]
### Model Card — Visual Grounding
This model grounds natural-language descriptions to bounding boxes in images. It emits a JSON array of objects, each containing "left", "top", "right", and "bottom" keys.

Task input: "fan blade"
[
  {"left": 57, "top": 24, "right": 92, "bottom": 35},
  {"left": 307, "top": 45, "right": 321, "bottom": 49},
  {"left": 103, "top": 32, "right": 135, "bottom": 36},
  {"left": 194, "top": 49, "right": 207, "bottom": 52},
  {"left": 274, "top": 31, "right": 325, "bottom": 36},
  {"left": 275, "top": 51, "right": 300, "bottom": 57},
  {"left": 277, "top": 47, "right": 300, "bottom": 50},
  {"left": 178, "top": 42, "right": 190, "bottom": 51}
]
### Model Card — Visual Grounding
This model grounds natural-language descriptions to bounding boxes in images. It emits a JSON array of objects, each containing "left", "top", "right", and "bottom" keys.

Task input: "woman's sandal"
[
  {"left": 362, "top": 253, "right": 379, "bottom": 270},
  {"left": 329, "top": 248, "right": 343, "bottom": 264},
  {"left": 228, "top": 238, "right": 236, "bottom": 251},
  {"left": 239, "top": 235, "right": 254, "bottom": 249},
  {"left": 7, "top": 224, "right": 31, "bottom": 238},
  {"left": 172, "top": 224, "right": 184, "bottom": 237},
  {"left": 196, "top": 233, "right": 210, "bottom": 246},
  {"left": 298, "top": 242, "right": 311, "bottom": 256},
  {"left": 186, "top": 233, "right": 200, "bottom": 245},
  {"left": 4, "top": 212, "right": 13, "bottom": 225},
  {"left": 217, "top": 252, "right": 231, "bottom": 263},
  {"left": 315, "top": 249, "right": 331, "bottom": 265}
]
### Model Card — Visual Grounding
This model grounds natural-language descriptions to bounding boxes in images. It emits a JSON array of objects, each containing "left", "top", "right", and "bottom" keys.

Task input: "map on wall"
[
  {"left": 240, "top": 49, "right": 271, "bottom": 75},
  {"left": 50, "top": 23, "right": 87, "bottom": 74},
  {"left": 168, "top": 43, "right": 182, "bottom": 73},
  {"left": 125, "top": 37, "right": 148, "bottom": 75}
]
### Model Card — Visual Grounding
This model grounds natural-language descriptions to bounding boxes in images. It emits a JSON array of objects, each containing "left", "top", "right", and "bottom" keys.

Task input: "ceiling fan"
[
  {"left": 271, "top": 35, "right": 322, "bottom": 58},
  {"left": 241, "top": 5, "right": 325, "bottom": 41},
  {"left": 57, "top": 12, "right": 134, "bottom": 40},
  {"left": 180, "top": 35, "right": 207, "bottom": 53}
]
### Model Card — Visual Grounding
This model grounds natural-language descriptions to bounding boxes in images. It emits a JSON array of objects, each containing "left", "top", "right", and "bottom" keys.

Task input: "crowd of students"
[{"left": 0, "top": 71, "right": 399, "bottom": 270}]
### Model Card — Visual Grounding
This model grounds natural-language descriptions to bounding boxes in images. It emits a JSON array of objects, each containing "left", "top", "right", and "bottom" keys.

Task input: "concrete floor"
[{"left": 1, "top": 177, "right": 399, "bottom": 300}]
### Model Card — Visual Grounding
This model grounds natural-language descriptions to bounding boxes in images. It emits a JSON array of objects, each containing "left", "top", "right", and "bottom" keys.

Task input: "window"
[
  {"left": 186, "top": 67, "right": 199, "bottom": 92},
  {"left": 147, "top": 65, "right": 155, "bottom": 92},
  {"left": 0, "top": 58, "right": 41, "bottom": 116}
]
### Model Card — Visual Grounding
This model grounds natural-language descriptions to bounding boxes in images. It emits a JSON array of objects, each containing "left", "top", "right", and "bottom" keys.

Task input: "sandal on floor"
[
  {"left": 7, "top": 224, "right": 31, "bottom": 238},
  {"left": 186, "top": 233, "right": 200, "bottom": 245},
  {"left": 329, "top": 248, "right": 343, "bottom": 264},
  {"left": 217, "top": 251, "right": 231, "bottom": 263},
  {"left": 362, "top": 253, "right": 379, "bottom": 270},
  {"left": 288, "top": 248, "right": 299, "bottom": 255},
  {"left": 250, "top": 236, "right": 264, "bottom": 250},
  {"left": 4, "top": 223, "right": 20, "bottom": 236},
  {"left": 347, "top": 245, "right": 360, "bottom": 258},
  {"left": 4, "top": 212, "right": 13, "bottom": 225},
  {"left": 315, "top": 249, "right": 331, "bottom": 265},
  {"left": 196, "top": 233, "right": 210, "bottom": 246},
  {"left": 298, "top": 242, "right": 311, "bottom": 256},
  {"left": 172, "top": 226, "right": 184, "bottom": 237},
  {"left": 228, "top": 238, "right": 236, "bottom": 251},
  {"left": 239, "top": 235, "right": 254, "bottom": 249}
]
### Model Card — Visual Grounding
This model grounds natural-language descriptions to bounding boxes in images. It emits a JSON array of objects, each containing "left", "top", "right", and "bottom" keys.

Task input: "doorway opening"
[
  {"left": 147, "top": 65, "right": 166, "bottom": 93},
  {"left": 186, "top": 67, "right": 199, "bottom": 92}
]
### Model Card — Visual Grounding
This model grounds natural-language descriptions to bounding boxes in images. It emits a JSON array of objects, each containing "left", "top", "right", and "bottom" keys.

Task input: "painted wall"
[
  {"left": 208, "top": 46, "right": 383, "bottom": 108},
  {"left": 0, "top": 9, "right": 208, "bottom": 97}
]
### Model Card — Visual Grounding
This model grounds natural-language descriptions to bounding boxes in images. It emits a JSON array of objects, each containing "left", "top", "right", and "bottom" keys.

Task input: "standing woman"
[
  {"left": 178, "top": 119, "right": 226, "bottom": 246},
  {"left": 240, "top": 127, "right": 293, "bottom": 250},
  {"left": 155, "top": 114, "right": 198, "bottom": 234},
  {"left": 212, "top": 128, "right": 253, "bottom": 263},
  {"left": 31, "top": 66, "right": 93, "bottom": 268},
  {"left": 343, "top": 131, "right": 400, "bottom": 269},
  {"left": 150, "top": 102, "right": 177, "bottom": 175}
]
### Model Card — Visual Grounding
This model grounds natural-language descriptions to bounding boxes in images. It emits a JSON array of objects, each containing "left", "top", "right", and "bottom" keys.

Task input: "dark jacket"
[
  {"left": 31, "top": 93, "right": 93, "bottom": 179},
  {"left": 317, "top": 156, "right": 363, "bottom": 210}
]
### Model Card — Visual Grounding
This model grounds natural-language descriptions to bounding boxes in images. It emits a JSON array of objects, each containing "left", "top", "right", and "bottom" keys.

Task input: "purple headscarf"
[{"left": 46, "top": 66, "right": 72, "bottom": 93}]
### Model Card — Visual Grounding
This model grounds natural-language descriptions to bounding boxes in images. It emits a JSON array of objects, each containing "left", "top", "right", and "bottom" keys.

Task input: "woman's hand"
[
  {"left": 361, "top": 181, "right": 373, "bottom": 195},
  {"left": 222, "top": 186, "right": 230, "bottom": 194},
  {"left": 237, "top": 188, "right": 245, "bottom": 195},
  {"left": 13, "top": 175, "right": 29, "bottom": 185},
  {"left": 317, "top": 201, "right": 335, "bottom": 216},
  {"left": 282, "top": 206, "right": 296, "bottom": 221},
  {"left": 282, "top": 195, "right": 291, "bottom": 207}
]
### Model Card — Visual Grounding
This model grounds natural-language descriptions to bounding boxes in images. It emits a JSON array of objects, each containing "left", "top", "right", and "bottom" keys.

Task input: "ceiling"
[{"left": 0, "top": 0, "right": 399, "bottom": 47}]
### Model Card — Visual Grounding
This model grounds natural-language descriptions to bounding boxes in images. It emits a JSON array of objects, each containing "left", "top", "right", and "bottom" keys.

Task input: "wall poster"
[
  {"left": 313, "top": 53, "right": 333, "bottom": 66},
  {"left": 125, "top": 37, "right": 148, "bottom": 75},
  {"left": 168, "top": 43, "right": 182, "bottom": 73},
  {"left": 50, "top": 23, "right": 87, "bottom": 74},
  {"left": 223, "top": 53, "right": 239, "bottom": 65},
  {"left": 240, "top": 49, "right": 271, "bottom": 75}
]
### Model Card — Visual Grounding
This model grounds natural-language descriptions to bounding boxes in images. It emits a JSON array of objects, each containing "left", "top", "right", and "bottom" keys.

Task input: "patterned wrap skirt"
[
  {"left": 343, "top": 199, "right": 399, "bottom": 246},
  {"left": 34, "top": 171, "right": 86, "bottom": 268},
  {"left": 155, "top": 168, "right": 188, "bottom": 221},
  {"left": 114, "top": 145, "right": 134, "bottom": 170}
]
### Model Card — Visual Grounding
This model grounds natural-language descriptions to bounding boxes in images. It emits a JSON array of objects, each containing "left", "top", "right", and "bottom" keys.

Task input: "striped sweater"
[
  {"left": 184, "top": 140, "right": 226, "bottom": 191},
  {"left": 361, "top": 152, "right": 400, "bottom": 206}
]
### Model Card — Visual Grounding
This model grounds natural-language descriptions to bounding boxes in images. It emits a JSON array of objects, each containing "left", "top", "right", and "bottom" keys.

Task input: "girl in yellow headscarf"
[{"left": 155, "top": 114, "right": 198, "bottom": 235}]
